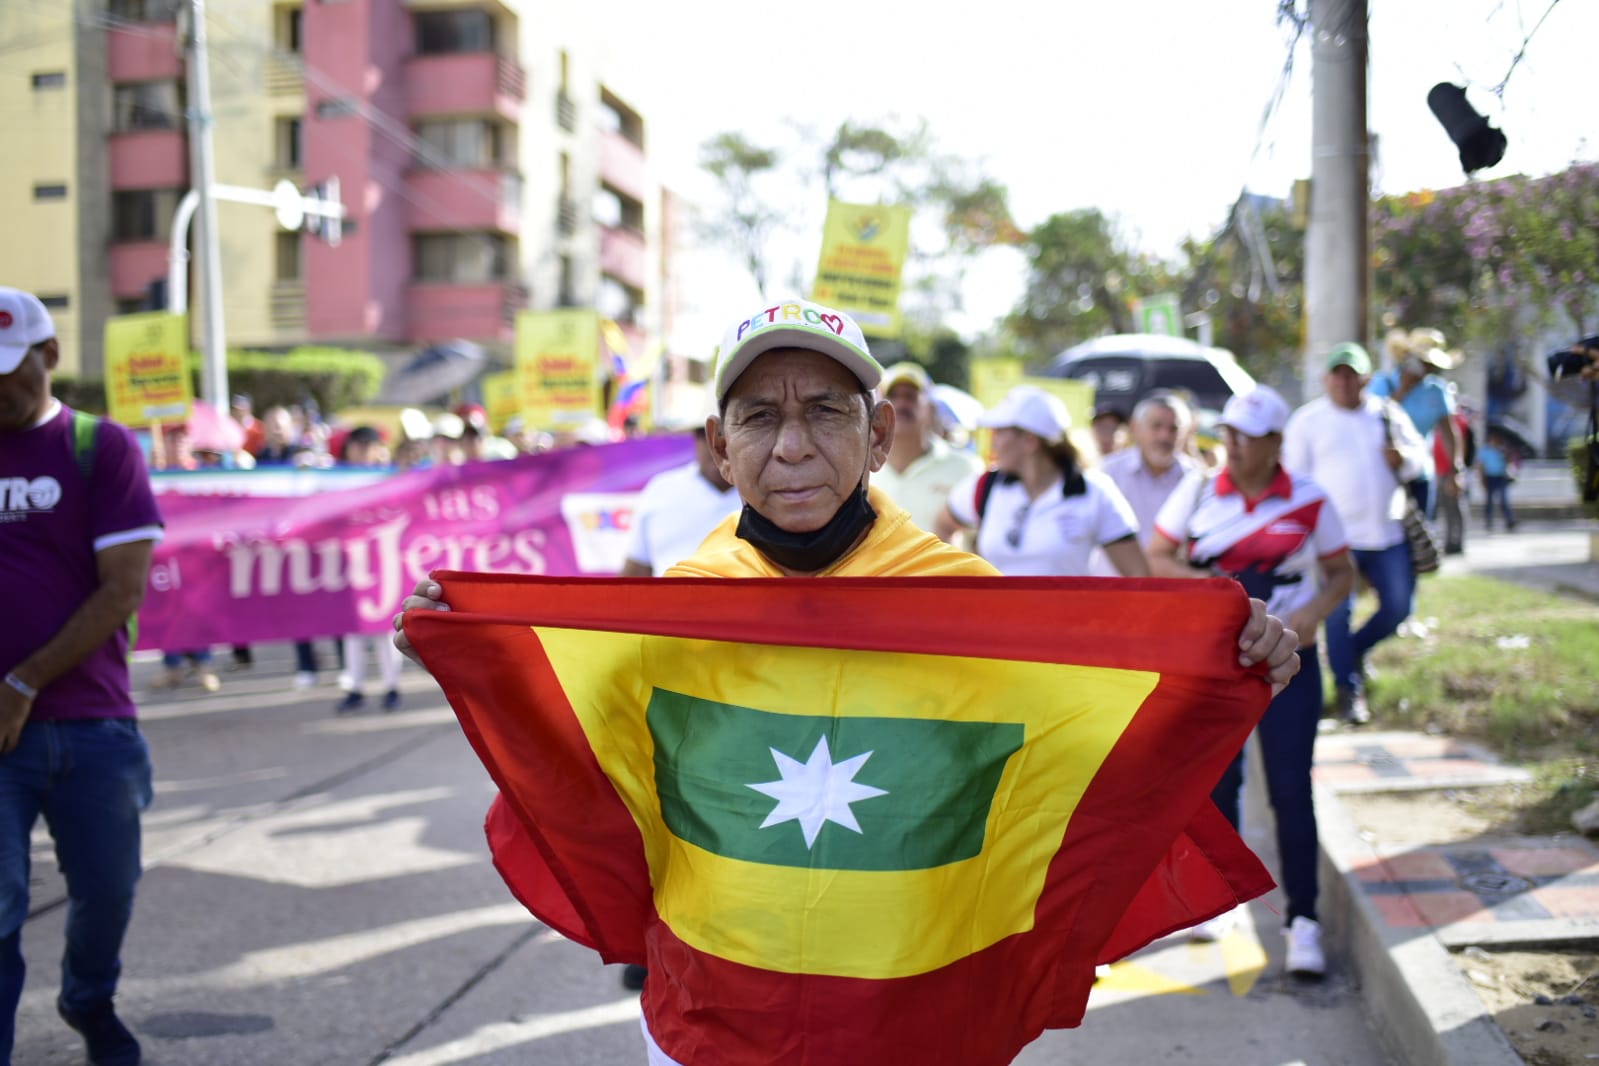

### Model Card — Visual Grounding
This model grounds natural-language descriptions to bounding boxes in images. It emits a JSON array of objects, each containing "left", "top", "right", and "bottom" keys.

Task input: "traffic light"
[
  {"left": 1427, "top": 83, "right": 1506, "bottom": 174},
  {"left": 304, "top": 176, "right": 344, "bottom": 247}
]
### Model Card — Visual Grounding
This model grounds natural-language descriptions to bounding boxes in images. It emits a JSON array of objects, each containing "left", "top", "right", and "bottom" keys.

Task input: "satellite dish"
[{"left": 272, "top": 179, "right": 305, "bottom": 231}]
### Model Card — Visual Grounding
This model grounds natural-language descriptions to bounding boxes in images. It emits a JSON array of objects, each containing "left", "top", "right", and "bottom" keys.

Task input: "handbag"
[
  {"left": 1399, "top": 497, "right": 1441, "bottom": 575},
  {"left": 1380, "top": 403, "right": 1441, "bottom": 576}
]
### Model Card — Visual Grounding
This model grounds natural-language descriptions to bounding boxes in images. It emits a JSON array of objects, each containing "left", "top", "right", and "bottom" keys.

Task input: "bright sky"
[{"left": 603, "top": 1, "right": 1595, "bottom": 344}]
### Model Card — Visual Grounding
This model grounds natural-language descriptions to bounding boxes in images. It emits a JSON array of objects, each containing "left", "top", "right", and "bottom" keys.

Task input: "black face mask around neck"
[{"left": 736, "top": 483, "right": 877, "bottom": 573}]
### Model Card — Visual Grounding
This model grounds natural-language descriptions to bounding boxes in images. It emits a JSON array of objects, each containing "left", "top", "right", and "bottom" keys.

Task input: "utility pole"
[
  {"left": 1303, "top": 0, "right": 1370, "bottom": 397},
  {"left": 185, "top": 0, "right": 228, "bottom": 411}
]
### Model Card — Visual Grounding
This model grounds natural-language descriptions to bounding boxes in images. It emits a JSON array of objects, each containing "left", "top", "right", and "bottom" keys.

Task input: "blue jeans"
[
  {"left": 1483, "top": 475, "right": 1516, "bottom": 528},
  {"left": 0, "top": 719, "right": 153, "bottom": 1063},
  {"left": 1212, "top": 645, "right": 1324, "bottom": 923},
  {"left": 1325, "top": 540, "right": 1415, "bottom": 694}
]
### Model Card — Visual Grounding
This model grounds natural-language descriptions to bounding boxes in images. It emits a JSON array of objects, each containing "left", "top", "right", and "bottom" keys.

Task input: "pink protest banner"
[{"left": 139, "top": 438, "right": 694, "bottom": 650}]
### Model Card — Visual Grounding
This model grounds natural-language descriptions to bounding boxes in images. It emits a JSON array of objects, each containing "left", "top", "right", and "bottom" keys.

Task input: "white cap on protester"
[
  {"left": 712, "top": 299, "right": 882, "bottom": 403},
  {"left": 1218, "top": 385, "right": 1291, "bottom": 438},
  {"left": 0, "top": 288, "right": 55, "bottom": 375},
  {"left": 978, "top": 386, "right": 1073, "bottom": 446}
]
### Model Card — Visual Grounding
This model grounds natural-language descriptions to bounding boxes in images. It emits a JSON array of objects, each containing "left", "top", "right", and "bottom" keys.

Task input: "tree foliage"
[{"left": 698, "top": 132, "right": 787, "bottom": 298}]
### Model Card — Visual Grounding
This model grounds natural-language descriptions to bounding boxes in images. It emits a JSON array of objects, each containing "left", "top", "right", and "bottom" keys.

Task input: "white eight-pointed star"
[{"left": 746, "top": 736, "right": 889, "bottom": 848}]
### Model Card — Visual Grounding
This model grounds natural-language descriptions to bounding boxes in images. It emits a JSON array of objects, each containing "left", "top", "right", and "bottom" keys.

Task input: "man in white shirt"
[
  {"left": 1100, "top": 391, "right": 1197, "bottom": 548},
  {"left": 872, "top": 362, "right": 983, "bottom": 535},
  {"left": 619, "top": 420, "right": 742, "bottom": 578},
  {"left": 1282, "top": 343, "right": 1430, "bottom": 725}
]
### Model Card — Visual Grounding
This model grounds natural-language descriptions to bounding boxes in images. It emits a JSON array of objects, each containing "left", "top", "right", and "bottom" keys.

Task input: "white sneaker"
[
  {"left": 1188, "top": 905, "right": 1238, "bottom": 943},
  {"left": 1285, "top": 916, "right": 1326, "bottom": 978},
  {"left": 1092, "top": 963, "right": 1112, "bottom": 982},
  {"left": 293, "top": 671, "right": 317, "bottom": 689}
]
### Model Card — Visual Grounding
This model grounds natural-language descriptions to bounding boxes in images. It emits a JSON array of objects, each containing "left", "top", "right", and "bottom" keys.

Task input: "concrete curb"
[{"left": 1316, "top": 783, "right": 1524, "bottom": 1066}]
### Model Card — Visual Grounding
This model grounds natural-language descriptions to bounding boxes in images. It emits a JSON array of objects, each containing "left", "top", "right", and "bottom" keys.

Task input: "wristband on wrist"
[{"left": 4, "top": 672, "right": 38, "bottom": 700}]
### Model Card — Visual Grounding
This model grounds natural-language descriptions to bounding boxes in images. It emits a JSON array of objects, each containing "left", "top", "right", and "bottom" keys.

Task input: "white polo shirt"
[
  {"left": 1154, "top": 466, "right": 1348, "bottom": 620},
  {"left": 624, "top": 461, "right": 743, "bottom": 576},
  {"left": 873, "top": 435, "right": 984, "bottom": 533},
  {"left": 1281, "top": 394, "right": 1428, "bottom": 551},
  {"left": 947, "top": 468, "right": 1138, "bottom": 576}
]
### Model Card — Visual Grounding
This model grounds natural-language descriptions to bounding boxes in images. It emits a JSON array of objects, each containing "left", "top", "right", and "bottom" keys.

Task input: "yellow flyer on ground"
[
  {"left": 103, "top": 312, "right": 192, "bottom": 427},
  {"left": 516, "top": 309, "right": 601, "bottom": 430},
  {"left": 811, "top": 200, "right": 912, "bottom": 338},
  {"left": 482, "top": 370, "right": 520, "bottom": 433}
]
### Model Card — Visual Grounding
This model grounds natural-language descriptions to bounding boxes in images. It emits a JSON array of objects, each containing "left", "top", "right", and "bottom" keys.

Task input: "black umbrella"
[{"left": 1485, "top": 417, "right": 1536, "bottom": 459}]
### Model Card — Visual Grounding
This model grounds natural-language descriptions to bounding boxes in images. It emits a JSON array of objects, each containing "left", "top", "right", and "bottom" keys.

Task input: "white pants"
[
  {"left": 341, "top": 633, "right": 402, "bottom": 693},
  {"left": 642, "top": 1015, "right": 685, "bottom": 1065}
]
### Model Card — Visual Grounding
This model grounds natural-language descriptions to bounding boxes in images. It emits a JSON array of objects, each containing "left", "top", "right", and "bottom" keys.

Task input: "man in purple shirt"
[{"left": 0, "top": 288, "right": 162, "bottom": 1066}]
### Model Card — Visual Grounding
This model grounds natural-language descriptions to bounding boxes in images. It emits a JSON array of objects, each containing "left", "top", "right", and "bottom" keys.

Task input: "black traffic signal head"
[{"left": 1427, "top": 83, "right": 1507, "bottom": 174}]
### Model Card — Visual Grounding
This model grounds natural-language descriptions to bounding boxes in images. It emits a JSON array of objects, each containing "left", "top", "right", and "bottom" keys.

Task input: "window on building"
[
  {"left": 593, "top": 185, "right": 643, "bottom": 233},
  {"left": 413, "top": 233, "right": 509, "bottom": 283},
  {"left": 275, "top": 116, "right": 303, "bottom": 170},
  {"left": 275, "top": 230, "right": 303, "bottom": 281},
  {"left": 32, "top": 71, "right": 66, "bottom": 90},
  {"left": 558, "top": 50, "right": 570, "bottom": 92},
  {"left": 597, "top": 276, "right": 641, "bottom": 326},
  {"left": 598, "top": 89, "right": 645, "bottom": 149},
  {"left": 558, "top": 254, "right": 576, "bottom": 305},
  {"left": 415, "top": 10, "right": 495, "bottom": 55},
  {"left": 33, "top": 184, "right": 68, "bottom": 201},
  {"left": 108, "top": 0, "right": 180, "bottom": 19},
  {"left": 37, "top": 295, "right": 70, "bottom": 310},
  {"left": 116, "top": 297, "right": 146, "bottom": 316},
  {"left": 414, "top": 119, "right": 503, "bottom": 169},
  {"left": 113, "top": 81, "right": 181, "bottom": 131},
  {"left": 275, "top": 5, "right": 304, "bottom": 54},
  {"left": 315, "top": 98, "right": 355, "bottom": 119},
  {"left": 112, "top": 189, "right": 182, "bottom": 242}
]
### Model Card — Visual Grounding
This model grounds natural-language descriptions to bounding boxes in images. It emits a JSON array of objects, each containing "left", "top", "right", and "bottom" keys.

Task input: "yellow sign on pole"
[
  {"left": 103, "top": 312, "right": 192, "bottom": 427},
  {"left": 966, "top": 359, "right": 1095, "bottom": 460},
  {"left": 811, "top": 199, "right": 913, "bottom": 338},
  {"left": 481, "top": 370, "right": 520, "bottom": 434},
  {"left": 515, "top": 309, "right": 601, "bottom": 430}
]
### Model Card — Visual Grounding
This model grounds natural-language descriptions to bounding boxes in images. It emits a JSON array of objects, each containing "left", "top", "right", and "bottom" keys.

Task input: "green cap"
[{"left": 1325, "top": 342, "right": 1372, "bottom": 376}]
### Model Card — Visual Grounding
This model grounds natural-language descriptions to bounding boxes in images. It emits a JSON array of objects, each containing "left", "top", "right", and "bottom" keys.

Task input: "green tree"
[
  {"left": 698, "top": 132, "right": 787, "bottom": 298},
  {"left": 1179, "top": 196, "right": 1305, "bottom": 382}
]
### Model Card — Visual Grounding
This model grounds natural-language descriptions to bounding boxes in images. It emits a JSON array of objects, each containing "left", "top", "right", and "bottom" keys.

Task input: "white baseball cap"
[
  {"left": 1218, "top": 385, "right": 1291, "bottom": 437},
  {"left": 978, "top": 386, "right": 1072, "bottom": 445},
  {"left": 0, "top": 288, "right": 55, "bottom": 374},
  {"left": 713, "top": 299, "right": 882, "bottom": 403}
]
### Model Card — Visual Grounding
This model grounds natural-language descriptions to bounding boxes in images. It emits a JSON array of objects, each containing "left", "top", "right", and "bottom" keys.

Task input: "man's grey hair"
[{"left": 1130, "top": 391, "right": 1194, "bottom": 431}]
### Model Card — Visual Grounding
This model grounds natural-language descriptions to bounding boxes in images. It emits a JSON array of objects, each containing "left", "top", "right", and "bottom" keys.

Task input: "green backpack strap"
[
  {"left": 69, "top": 408, "right": 98, "bottom": 480},
  {"left": 66, "top": 409, "right": 142, "bottom": 652}
]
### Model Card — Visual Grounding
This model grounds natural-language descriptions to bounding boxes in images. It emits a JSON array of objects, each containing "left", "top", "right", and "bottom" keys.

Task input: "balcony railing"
[
  {"left": 406, "top": 52, "right": 525, "bottom": 120},
  {"left": 555, "top": 91, "right": 576, "bottom": 132},
  {"left": 107, "top": 20, "right": 181, "bottom": 83},
  {"left": 270, "top": 281, "right": 307, "bottom": 332},
  {"left": 556, "top": 196, "right": 578, "bottom": 236},
  {"left": 407, "top": 168, "right": 521, "bottom": 233},
  {"left": 406, "top": 280, "right": 525, "bottom": 343},
  {"left": 266, "top": 52, "right": 304, "bottom": 95}
]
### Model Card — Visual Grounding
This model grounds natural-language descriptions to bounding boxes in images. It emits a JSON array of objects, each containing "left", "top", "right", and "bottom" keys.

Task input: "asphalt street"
[{"left": 58, "top": 512, "right": 1599, "bottom": 1065}]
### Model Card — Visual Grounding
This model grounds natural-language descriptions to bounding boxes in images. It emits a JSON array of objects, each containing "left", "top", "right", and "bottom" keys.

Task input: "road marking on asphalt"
[
  {"left": 1219, "top": 927, "right": 1269, "bottom": 996},
  {"left": 1092, "top": 959, "right": 1207, "bottom": 997},
  {"left": 381, "top": 996, "right": 643, "bottom": 1066}
]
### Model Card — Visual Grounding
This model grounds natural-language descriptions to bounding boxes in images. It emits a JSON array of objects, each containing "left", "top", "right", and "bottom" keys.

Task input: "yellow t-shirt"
[{"left": 667, "top": 485, "right": 998, "bottom": 579}]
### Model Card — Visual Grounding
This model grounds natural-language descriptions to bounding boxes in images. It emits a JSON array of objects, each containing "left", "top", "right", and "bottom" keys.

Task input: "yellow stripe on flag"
[{"left": 535, "top": 627, "right": 1160, "bottom": 979}]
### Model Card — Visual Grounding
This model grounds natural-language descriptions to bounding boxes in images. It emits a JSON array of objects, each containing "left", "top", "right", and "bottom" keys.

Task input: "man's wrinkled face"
[
  {"left": 0, "top": 342, "right": 55, "bottom": 433},
  {"left": 1324, "top": 366, "right": 1366, "bottom": 409},
  {"left": 711, "top": 349, "right": 892, "bottom": 533},
  {"left": 1132, "top": 404, "right": 1182, "bottom": 470}
]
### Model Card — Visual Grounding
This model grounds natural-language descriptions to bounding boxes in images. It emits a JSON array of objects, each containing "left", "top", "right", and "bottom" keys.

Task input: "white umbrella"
[{"left": 931, "top": 383, "right": 984, "bottom": 431}]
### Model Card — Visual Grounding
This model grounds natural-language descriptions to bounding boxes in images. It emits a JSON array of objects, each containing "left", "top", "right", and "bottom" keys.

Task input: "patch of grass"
[{"left": 1350, "top": 574, "right": 1599, "bottom": 801}]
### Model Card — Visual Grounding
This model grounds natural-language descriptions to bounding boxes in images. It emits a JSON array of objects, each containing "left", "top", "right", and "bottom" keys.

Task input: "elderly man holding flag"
[{"left": 394, "top": 299, "right": 1299, "bottom": 1066}]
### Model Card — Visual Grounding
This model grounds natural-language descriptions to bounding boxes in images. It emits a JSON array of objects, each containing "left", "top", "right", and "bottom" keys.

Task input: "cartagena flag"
[{"left": 404, "top": 575, "right": 1275, "bottom": 1066}]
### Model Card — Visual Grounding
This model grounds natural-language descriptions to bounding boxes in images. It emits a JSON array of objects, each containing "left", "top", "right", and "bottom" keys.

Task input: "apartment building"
[{"left": 3, "top": 0, "right": 660, "bottom": 379}]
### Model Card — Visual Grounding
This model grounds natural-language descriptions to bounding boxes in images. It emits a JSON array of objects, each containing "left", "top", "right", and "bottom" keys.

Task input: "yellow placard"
[
  {"left": 969, "top": 357, "right": 1025, "bottom": 407},
  {"left": 811, "top": 200, "right": 912, "bottom": 338},
  {"left": 103, "top": 313, "right": 192, "bottom": 427},
  {"left": 481, "top": 370, "right": 520, "bottom": 434},
  {"left": 515, "top": 309, "right": 601, "bottom": 430}
]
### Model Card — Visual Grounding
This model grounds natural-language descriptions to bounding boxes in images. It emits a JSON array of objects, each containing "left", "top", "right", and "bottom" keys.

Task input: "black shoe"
[
  {"left": 382, "top": 689, "right": 402, "bottom": 712},
  {"left": 58, "top": 1000, "right": 141, "bottom": 1066},
  {"left": 335, "top": 691, "right": 365, "bottom": 714},
  {"left": 621, "top": 964, "right": 648, "bottom": 991},
  {"left": 1336, "top": 688, "right": 1371, "bottom": 726}
]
